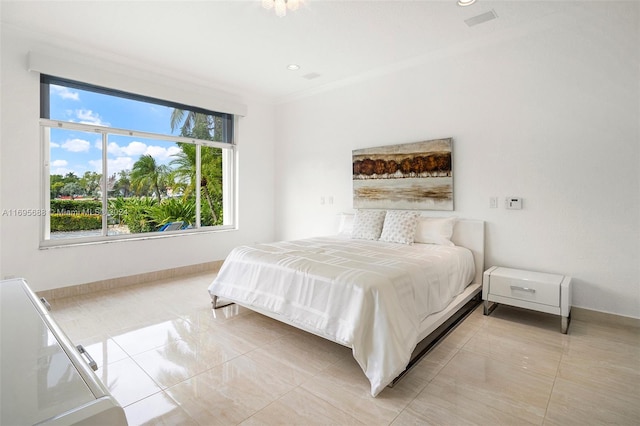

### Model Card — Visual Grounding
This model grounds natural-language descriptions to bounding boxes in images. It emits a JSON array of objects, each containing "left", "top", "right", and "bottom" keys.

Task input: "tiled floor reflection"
[{"left": 49, "top": 272, "right": 640, "bottom": 425}]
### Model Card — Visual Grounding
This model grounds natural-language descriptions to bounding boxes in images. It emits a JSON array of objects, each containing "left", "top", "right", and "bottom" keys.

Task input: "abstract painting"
[{"left": 352, "top": 138, "right": 453, "bottom": 210}]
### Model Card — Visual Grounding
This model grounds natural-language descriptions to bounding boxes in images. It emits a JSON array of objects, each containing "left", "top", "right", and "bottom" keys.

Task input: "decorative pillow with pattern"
[
  {"left": 351, "top": 210, "right": 387, "bottom": 240},
  {"left": 379, "top": 210, "right": 421, "bottom": 244}
]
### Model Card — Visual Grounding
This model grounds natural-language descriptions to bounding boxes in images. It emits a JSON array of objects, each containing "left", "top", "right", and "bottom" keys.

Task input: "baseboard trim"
[
  {"left": 571, "top": 307, "right": 640, "bottom": 329},
  {"left": 37, "top": 260, "right": 224, "bottom": 300}
]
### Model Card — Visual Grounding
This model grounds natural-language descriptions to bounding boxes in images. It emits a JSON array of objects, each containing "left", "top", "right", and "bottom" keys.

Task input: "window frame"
[{"left": 39, "top": 76, "right": 237, "bottom": 248}]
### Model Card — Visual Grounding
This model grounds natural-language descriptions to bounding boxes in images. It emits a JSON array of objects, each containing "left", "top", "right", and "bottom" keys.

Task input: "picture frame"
[{"left": 352, "top": 138, "right": 453, "bottom": 210}]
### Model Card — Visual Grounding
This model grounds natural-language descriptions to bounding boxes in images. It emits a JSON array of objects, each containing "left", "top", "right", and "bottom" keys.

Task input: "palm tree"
[
  {"left": 170, "top": 143, "right": 221, "bottom": 224},
  {"left": 170, "top": 110, "right": 225, "bottom": 141},
  {"left": 131, "top": 154, "right": 170, "bottom": 204},
  {"left": 113, "top": 169, "right": 132, "bottom": 197},
  {"left": 170, "top": 109, "right": 226, "bottom": 225}
]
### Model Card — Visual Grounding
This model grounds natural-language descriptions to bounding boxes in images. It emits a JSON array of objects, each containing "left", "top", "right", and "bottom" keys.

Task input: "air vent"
[
  {"left": 303, "top": 72, "right": 321, "bottom": 80},
  {"left": 465, "top": 9, "right": 498, "bottom": 27}
]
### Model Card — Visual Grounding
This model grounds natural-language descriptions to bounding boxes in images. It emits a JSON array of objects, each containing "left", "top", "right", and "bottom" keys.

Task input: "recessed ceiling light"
[
  {"left": 287, "top": 64, "right": 300, "bottom": 71},
  {"left": 457, "top": 0, "right": 476, "bottom": 6}
]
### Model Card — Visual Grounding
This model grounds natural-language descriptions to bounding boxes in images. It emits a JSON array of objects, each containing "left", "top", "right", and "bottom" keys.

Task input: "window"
[{"left": 40, "top": 75, "right": 235, "bottom": 245}]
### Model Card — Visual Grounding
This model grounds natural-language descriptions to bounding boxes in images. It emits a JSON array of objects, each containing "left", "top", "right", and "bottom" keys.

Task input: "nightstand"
[{"left": 482, "top": 266, "right": 572, "bottom": 333}]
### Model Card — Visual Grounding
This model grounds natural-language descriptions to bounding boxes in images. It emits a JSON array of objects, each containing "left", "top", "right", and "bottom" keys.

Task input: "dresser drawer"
[
  {"left": 1, "top": 279, "right": 127, "bottom": 425},
  {"left": 487, "top": 267, "right": 563, "bottom": 307}
]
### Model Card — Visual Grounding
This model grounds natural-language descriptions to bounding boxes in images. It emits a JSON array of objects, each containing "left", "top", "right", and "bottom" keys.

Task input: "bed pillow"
[
  {"left": 351, "top": 209, "right": 386, "bottom": 240},
  {"left": 337, "top": 213, "right": 355, "bottom": 236},
  {"left": 414, "top": 216, "right": 456, "bottom": 246},
  {"left": 379, "top": 210, "right": 421, "bottom": 244}
]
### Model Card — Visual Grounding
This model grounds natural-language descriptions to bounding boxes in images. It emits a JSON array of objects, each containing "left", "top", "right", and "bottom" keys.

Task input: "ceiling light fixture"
[
  {"left": 457, "top": 0, "right": 477, "bottom": 6},
  {"left": 287, "top": 64, "right": 300, "bottom": 71},
  {"left": 262, "top": 0, "right": 301, "bottom": 18}
]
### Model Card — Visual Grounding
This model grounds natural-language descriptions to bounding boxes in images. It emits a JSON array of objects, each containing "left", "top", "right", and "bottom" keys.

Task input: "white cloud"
[
  {"left": 107, "top": 141, "right": 148, "bottom": 157},
  {"left": 51, "top": 159, "right": 68, "bottom": 167},
  {"left": 50, "top": 141, "right": 60, "bottom": 148},
  {"left": 51, "top": 85, "right": 79, "bottom": 101},
  {"left": 88, "top": 159, "right": 101, "bottom": 171},
  {"left": 166, "top": 146, "right": 182, "bottom": 157},
  {"left": 145, "top": 144, "right": 181, "bottom": 161},
  {"left": 51, "top": 164, "right": 87, "bottom": 176},
  {"left": 110, "top": 157, "right": 135, "bottom": 174},
  {"left": 89, "top": 157, "right": 135, "bottom": 176},
  {"left": 105, "top": 141, "right": 181, "bottom": 166},
  {"left": 86, "top": 140, "right": 183, "bottom": 177},
  {"left": 51, "top": 167, "right": 74, "bottom": 176},
  {"left": 61, "top": 138, "right": 90, "bottom": 153},
  {"left": 76, "top": 109, "right": 110, "bottom": 126}
]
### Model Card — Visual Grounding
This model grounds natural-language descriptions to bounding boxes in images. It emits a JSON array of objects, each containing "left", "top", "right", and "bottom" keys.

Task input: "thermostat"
[{"left": 505, "top": 197, "right": 523, "bottom": 210}]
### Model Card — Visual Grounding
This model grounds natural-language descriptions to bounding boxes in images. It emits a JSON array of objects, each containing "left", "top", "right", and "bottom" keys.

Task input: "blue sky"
[{"left": 49, "top": 85, "right": 182, "bottom": 177}]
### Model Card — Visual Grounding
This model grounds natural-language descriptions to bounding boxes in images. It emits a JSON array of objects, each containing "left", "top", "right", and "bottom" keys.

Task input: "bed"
[{"left": 208, "top": 213, "right": 484, "bottom": 396}]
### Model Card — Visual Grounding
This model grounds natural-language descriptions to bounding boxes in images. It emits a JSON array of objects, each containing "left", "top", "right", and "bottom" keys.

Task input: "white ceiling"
[{"left": 1, "top": 0, "right": 585, "bottom": 102}]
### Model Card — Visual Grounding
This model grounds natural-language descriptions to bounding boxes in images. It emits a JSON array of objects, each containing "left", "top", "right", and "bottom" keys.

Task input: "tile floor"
[{"left": 49, "top": 272, "right": 640, "bottom": 425}]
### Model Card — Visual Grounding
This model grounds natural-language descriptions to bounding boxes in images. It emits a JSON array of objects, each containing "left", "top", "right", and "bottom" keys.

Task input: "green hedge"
[
  {"left": 50, "top": 214, "right": 102, "bottom": 232},
  {"left": 50, "top": 199, "right": 102, "bottom": 214}
]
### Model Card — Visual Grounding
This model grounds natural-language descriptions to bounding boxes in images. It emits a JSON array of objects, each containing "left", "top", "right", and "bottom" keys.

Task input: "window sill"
[{"left": 39, "top": 225, "right": 236, "bottom": 250}]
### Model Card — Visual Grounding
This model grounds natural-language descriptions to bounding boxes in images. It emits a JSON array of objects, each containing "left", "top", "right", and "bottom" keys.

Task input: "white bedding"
[{"left": 207, "top": 236, "right": 475, "bottom": 396}]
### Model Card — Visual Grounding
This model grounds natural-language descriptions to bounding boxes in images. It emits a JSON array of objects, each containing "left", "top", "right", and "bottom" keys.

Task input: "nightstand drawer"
[{"left": 487, "top": 267, "right": 563, "bottom": 307}]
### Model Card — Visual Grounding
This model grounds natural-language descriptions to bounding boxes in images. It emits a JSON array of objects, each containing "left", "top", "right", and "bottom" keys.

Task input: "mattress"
[{"left": 208, "top": 236, "right": 475, "bottom": 396}]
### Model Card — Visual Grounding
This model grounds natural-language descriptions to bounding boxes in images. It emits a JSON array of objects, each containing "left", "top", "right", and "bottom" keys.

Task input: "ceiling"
[{"left": 1, "top": 0, "right": 584, "bottom": 102}]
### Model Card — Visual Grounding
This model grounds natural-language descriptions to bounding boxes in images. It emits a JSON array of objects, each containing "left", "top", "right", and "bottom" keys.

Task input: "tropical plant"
[
  {"left": 79, "top": 171, "right": 101, "bottom": 197},
  {"left": 147, "top": 197, "right": 196, "bottom": 228},
  {"left": 50, "top": 174, "right": 66, "bottom": 198},
  {"left": 111, "top": 170, "right": 132, "bottom": 197},
  {"left": 50, "top": 172, "right": 82, "bottom": 198},
  {"left": 107, "top": 197, "right": 128, "bottom": 224},
  {"left": 130, "top": 154, "right": 171, "bottom": 203},
  {"left": 170, "top": 143, "right": 222, "bottom": 224},
  {"left": 60, "top": 182, "right": 83, "bottom": 199},
  {"left": 119, "top": 197, "right": 158, "bottom": 233},
  {"left": 170, "top": 110, "right": 225, "bottom": 226},
  {"left": 63, "top": 172, "right": 80, "bottom": 183},
  {"left": 170, "top": 110, "right": 226, "bottom": 142}
]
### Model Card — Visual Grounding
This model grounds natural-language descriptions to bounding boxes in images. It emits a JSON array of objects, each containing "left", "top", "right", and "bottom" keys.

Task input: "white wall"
[
  {"left": 274, "top": 3, "right": 640, "bottom": 318},
  {"left": 0, "top": 27, "right": 276, "bottom": 292}
]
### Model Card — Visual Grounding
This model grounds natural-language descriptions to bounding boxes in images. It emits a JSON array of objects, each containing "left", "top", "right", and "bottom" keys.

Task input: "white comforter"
[{"left": 208, "top": 236, "right": 475, "bottom": 396}]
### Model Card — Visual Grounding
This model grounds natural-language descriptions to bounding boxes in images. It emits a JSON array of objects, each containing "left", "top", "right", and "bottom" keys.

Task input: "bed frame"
[{"left": 211, "top": 218, "right": 485, "bottom": 388}]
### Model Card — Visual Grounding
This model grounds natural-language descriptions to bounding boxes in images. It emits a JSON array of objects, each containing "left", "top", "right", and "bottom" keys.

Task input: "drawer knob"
[{"left": 510, "top": 285, "right": 536, "bottom": 293}]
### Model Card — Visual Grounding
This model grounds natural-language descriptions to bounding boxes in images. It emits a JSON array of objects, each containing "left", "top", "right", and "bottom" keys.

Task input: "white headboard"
[{"left": 451, "top": 219, "right": 485, "bottom": 286}]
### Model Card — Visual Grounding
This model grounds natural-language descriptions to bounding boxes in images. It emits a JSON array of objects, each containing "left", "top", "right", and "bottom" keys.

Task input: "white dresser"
[
  {"left": 0, "top": 278, "right": 127, "bottom": 425},
  {"left": 482, "top": 266, "right": 572, "bottom": 333}
]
